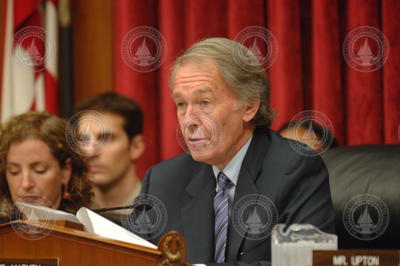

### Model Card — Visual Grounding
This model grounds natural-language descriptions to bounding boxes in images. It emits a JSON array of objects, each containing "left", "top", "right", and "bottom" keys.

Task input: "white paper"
[
  {"left": 76, "top": 207, "right": 157, "bottom": 249},
  {"left": 15, "top": 202, "right": 157, "bottom": 250},
  {"left": 15, "top": 201, "right": 81, "bottom": 224}
]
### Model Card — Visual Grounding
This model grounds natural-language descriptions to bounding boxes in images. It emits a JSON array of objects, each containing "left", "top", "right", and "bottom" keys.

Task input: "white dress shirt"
[{"left": 212, "top": 135, "right": 253, "bottom": 203}]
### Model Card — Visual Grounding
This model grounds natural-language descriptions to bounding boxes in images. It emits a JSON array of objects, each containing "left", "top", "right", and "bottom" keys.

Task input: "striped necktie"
[{"left": 214, "top": 171, "right": 231, "bottom": 263}]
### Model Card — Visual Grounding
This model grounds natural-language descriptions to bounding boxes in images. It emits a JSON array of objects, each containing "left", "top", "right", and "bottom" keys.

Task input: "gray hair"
[{"left": 169, "top": 37, "right": 274, "bottom": 127}]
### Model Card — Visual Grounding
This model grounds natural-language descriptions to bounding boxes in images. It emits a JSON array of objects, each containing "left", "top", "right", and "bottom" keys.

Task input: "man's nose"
[
  {"left": 183, "top": 105, "right": 202, "bottom": 125},
  {"left": 82, "top": 139, "right": 100, "bottom": 157}
]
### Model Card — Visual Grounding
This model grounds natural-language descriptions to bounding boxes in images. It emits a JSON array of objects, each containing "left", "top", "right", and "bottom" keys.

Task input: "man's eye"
[
  {"left": 78, "top": 135, "right": 90, "bottom": 143},
  {"left": 201, "top": 100, "right": 210, "bottom": 106},
  {"left": 176, "top": 102, "right": 186, "bottom": 108},
  {"left": 99, "top": 132, "right": 113, "bottom": 141}
]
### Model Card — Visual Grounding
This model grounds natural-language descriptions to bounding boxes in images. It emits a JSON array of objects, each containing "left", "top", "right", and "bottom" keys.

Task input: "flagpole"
[{"left": 59, "top": 0, "right": 74, "bottom": 118}]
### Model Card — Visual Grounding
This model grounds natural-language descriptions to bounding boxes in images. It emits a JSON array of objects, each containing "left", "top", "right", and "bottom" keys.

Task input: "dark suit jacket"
[{"left": 138, "top": 128, "right": 335, "bottom": 266}]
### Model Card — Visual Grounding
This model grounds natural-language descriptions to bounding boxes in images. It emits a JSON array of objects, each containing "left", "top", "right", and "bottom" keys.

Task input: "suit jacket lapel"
[
  {"left": 227, "top": 128, "right": 270, "bottom": 261},
  {"left": 181, "top": 163, "right": 216, "bottom": 263}
]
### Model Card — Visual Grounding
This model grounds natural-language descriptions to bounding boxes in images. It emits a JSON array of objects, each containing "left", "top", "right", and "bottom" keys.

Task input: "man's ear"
[
  {"left": 129, "top": 134, "right": 145, "bottom": 161},
  {"left": 242, "top": 97, "right": 260, "bottom": 122},
  {"left": 61, "top": 158, "right": 72, "bottom": 187}
]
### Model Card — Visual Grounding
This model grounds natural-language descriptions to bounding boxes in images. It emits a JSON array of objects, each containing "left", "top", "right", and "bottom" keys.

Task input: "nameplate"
[
  {"left": 313, "top": 250, "right": 399, "bottom": 266},
  {"left": 0, "top": 258, "right": 58, "bottom": 266}
]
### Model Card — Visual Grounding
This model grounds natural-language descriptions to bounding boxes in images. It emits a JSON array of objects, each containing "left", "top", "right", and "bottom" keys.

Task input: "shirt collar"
[{"left": 212, "top": 135, "right": 253, "bottom": 186}]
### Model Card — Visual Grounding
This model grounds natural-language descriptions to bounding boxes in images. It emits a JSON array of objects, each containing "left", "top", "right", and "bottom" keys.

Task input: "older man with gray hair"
[{"left": 131, "top": 38, "right": 335, "bottom": 266}]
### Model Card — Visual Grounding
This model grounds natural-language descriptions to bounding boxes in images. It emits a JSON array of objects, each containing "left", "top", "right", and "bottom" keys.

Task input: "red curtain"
[{"left": 113, "top": 0, "right": 400, "bottom": 178}]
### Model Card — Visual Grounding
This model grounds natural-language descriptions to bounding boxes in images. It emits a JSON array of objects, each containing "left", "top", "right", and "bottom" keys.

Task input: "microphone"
[
  {"left": 93, "top": 182, "right": 151, "bottom": 214},
  {"left": 92, "top": 205, "right": 135, "bottom": 213},
  {"left": 93, "top": 202, "right": 154, "bottom": 213}
]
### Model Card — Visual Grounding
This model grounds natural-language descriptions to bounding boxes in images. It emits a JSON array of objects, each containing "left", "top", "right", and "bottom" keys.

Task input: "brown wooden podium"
[{"left": 0, "top": 220, "right": 190, "bottom": 266}]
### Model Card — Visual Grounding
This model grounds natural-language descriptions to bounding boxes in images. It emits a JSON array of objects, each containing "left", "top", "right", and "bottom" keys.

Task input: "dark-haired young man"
[{"left": 74, "top": 93, "right": 145, "bottom": 214}]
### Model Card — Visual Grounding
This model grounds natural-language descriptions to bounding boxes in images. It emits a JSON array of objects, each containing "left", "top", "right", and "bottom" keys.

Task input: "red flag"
[{"left": 1, "top": 0, "right": 58, "bottom": 122}]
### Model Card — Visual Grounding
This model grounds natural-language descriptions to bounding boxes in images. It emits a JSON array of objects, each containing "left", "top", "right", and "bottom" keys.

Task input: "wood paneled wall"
[{"left": 71, "top": 0, "right": 113, "bottom": 105}]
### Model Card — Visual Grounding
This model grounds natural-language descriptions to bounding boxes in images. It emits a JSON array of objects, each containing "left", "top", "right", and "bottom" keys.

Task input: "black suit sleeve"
[{"left": 278, "top": 152, "right": 335, "bottom": 234}]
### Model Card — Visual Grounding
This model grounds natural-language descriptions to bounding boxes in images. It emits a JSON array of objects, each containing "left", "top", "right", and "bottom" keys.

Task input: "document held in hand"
[{"left": 14, "top": 201, "right": 157, "bottom": 249}]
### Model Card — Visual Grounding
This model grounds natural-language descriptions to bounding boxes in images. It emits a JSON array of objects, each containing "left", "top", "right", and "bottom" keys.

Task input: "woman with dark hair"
[{"left": 0, "top": 111, "right": 91, "bottom": 222}]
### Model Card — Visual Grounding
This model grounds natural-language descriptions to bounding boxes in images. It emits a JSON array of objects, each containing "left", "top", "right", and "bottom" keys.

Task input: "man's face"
[
  {"left": 77, "top": 112, "right": 135, "bottom": 188},
  {"left": 172, "top": 61, "right": 255, "bottom": 167}
]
